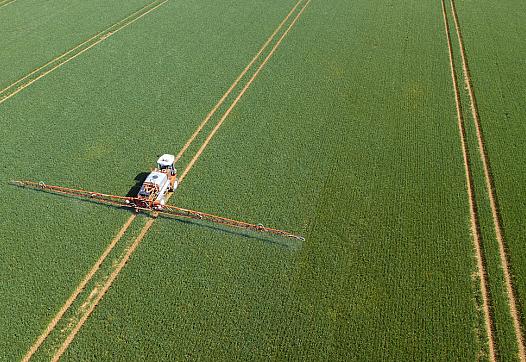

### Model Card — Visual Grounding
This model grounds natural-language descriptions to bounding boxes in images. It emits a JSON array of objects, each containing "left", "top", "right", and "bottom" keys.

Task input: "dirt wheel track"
[
  {"left": 174, "top": 0, "right": 307, "bottom": 163},
  {"left": 448, "top": 0, "right": 526, "bottom": 360},
  {"left": 51, "top": 218, "right": 155, "bottom": 361},
  {"left": 21, "top": 214, "right": 136, "bottom": 362},
  {"left": 0, "top": 0, "right": 168, "bottom": 106},
  {"left": 0, "top": 0, "right": 16, "bottom": 9},
  {"left": 440, "top": 1, "right": 496, "bottom": 360},
  {"left": 179, "top": 0, "right": 312, "bottom": 182}
]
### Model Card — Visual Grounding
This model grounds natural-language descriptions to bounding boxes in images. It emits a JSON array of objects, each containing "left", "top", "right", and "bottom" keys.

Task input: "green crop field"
[{"left": 0, "top": 0, "right": 524, "bottom": 360}]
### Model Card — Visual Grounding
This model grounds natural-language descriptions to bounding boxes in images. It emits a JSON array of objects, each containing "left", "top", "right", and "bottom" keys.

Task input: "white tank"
[{"left": 138, "top": 171, "right": 170, "bottom": 202}]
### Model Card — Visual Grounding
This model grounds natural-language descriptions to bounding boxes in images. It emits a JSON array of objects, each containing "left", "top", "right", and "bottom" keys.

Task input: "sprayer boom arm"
[{"left": 11, "top": 180, "right": 304, "bottom": 241}]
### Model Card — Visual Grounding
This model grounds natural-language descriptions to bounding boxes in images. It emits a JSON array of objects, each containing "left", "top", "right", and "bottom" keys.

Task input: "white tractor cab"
[
  {"left": 157, "top": 154, "right": 177, "bottom": 177},
  {"left": 133, "top": 154, "right": 178, "bottom": 210}
]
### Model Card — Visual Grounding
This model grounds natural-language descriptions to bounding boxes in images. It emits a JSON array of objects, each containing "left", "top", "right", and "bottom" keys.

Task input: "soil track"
[
  {"left": 0, "top": 0, "right": 16, "bottom": 9},
  {"left": 51, "top": 218, "right": 155, "bottom": 361},
  {"left": 179, "top": 0, "right": 312, "bottom": 182},
  {"left": 440, "top": 1, "right": 496, "bottom": 360},
  {"left": 175, "top": 0, "right": 306, "bottom": 163},
  {"left": 0, "top": 0, "right": 168, "bottom": 105},
  {"left": 21, "top": 214, "right": 136, "bottom": 362},
  {"left": 0, "top": 0, "right": 164, "bottom": 97},
  {"left": 449, "top": 1, "right": 525, "bottom": 359}
]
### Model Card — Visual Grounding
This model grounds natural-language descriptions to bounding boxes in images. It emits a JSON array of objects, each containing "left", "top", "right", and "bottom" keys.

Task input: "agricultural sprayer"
[{"left": 12, "top": 154, "right": 304, "bottom": 241}]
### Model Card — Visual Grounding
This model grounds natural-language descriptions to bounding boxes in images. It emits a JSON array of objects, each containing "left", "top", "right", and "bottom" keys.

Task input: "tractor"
[{"left": 131, "top": 154, "right": 178, "bottom": 210}]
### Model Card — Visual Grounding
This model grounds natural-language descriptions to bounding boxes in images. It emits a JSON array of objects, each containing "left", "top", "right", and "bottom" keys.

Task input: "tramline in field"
[{"left": 12, "top": 154, "right": 304, "bottom": 241}]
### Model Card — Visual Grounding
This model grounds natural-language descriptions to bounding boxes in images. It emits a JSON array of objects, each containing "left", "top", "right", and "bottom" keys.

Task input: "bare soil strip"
[
  {"left": 174, "top": 0, "right": 306, "bottom": 163},
  {"left": 0, "top": 0, "right": 165, "bottom": 97},
  {"left": 0, "top": 0, "right": 16, "bottom": 9},
  {"left": 440, "top": 1, "right": 496, "bottom": 360},
  {"left": 22, "top": 214, "right": 136, "bottom": 361},
  {"left": 0, "top": 0, "right": 168, "bottom": 105},
  {"left": 51, "top": 218, "right": 155, "bottom": 361},
  {"left": 449, "top": 1, "right": 526, "bottom": 360},
  {"left": 50, "top": 1, "right": 312, "bottom": 358},
  {"left": 179, "top": 0, "right": 312, "bottom": 182}
]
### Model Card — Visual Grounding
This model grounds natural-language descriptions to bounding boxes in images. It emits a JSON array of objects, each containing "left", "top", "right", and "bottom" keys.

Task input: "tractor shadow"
[{"left": 125, "top": 172, "right": 150, "bottom": 197}]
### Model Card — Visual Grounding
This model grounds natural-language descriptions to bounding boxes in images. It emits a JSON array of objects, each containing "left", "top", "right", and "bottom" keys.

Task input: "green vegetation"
[
  {"left": 0, "top": 0, "right": 295, "bottom": 359},
  {"left": 454, "top": 0, "right": 526, "bottom": 353},
  {"left": 443, "top": 0, "right": 526, "bottom": 359},
  {"left": 0, "top": 0, "right": 524, "bottom": 360},
  {"left": 65, "top": 0, "right": 478, "bottom": 359}
]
